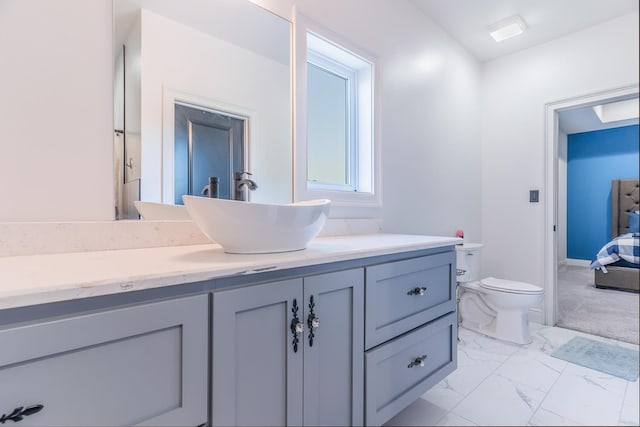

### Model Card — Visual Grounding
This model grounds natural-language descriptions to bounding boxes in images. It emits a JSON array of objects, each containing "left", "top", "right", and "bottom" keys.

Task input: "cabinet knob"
[
  {"left": 407, "top": 355, "right": 428, "bottom": 368},
  {"left": 407, "top": 287, "right": 427, "bottom": 296},
  {"left": 310, "top": 317, "right": 320, "bottom": 329},
  {"left": 295, "top": 322, "right": 305, "bottom": 333}
]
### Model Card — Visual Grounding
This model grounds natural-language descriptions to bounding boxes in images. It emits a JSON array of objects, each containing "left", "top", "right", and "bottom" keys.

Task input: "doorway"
[
  {"left": 555, "top": 99, "right": 639, "bottom": 343},
  {"left": 543, "top": 84, "right": 639, "bottom": 337},
  {"left": 174, "top": 103, "right": 246, "bottom": 204}
]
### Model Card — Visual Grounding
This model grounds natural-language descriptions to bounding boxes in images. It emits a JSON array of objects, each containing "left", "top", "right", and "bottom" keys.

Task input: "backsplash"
[
  {"left": 0, "top": 218, "right": 383, "bottom": 257},
  {"left": 0, "top": 221, "right": 210, "bottom": 257}
]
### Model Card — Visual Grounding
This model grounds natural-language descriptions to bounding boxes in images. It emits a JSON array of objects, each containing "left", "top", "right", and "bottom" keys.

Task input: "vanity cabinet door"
[
  {"left": 0, "top": 295, "right": 209, "bottom": 427},
  {"left": 303, "top": 268, "right": 364, "bottom": 427},
  {"left": 212, "top": 279, "right": 304, "bottom": 427},
  {"left": 212, "top": 269, "right": 366, "bottom": 427}
]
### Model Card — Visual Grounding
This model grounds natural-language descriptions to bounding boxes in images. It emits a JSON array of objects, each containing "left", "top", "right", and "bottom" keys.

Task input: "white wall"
[
  {"left": 480, "top": 12, "right": 639, "bottom": 286},
  {"left": 140, "top": 10, "right": 291, "bottom": 204},
  {"left": 0, "top": 0, "right": 113, "bottom": 222},
  {"left": 296, "top": 0, "right": 482, "bottom": 240}
]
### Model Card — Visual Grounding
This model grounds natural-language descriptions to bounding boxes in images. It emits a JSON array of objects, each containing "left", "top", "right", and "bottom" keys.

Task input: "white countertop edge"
[{"left": 0, "top": 234, "right": 461, "bottom": 310}]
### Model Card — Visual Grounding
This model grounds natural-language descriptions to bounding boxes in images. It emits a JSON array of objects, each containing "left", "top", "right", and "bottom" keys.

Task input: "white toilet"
[{"left": 456, "top": 243, "right": 544, "bottom": 344}]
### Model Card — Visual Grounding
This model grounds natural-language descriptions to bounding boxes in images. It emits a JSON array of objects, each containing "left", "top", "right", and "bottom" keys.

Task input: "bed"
[{"left": 592, "top": 179, "right": 640, "bottom": 292}]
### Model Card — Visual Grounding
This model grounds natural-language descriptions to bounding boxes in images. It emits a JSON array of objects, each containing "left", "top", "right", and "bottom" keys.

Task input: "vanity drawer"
[
  {"left": 0, "top": 295, "right": 208, "bottom": 427},
  {"left": 364, "top": 312, "right": 457, "bottom": 426},
  {"left": 365, "top": 252, "right": 455, "bottom": 349}
]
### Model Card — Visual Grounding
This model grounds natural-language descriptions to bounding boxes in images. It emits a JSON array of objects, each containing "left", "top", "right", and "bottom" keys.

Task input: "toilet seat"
[{"left": 480, "top": 277, "right": 543, "bottom": 295}]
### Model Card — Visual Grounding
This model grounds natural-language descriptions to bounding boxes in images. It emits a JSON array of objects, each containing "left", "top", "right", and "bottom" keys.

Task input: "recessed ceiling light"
[{"left": 487, "top": 15, "right": 527, "bottom": 42}]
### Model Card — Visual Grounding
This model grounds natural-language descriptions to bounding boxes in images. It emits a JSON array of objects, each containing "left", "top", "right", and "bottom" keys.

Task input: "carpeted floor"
[{"left": 557, "top": 264, "right": 639, "bottom": 344}]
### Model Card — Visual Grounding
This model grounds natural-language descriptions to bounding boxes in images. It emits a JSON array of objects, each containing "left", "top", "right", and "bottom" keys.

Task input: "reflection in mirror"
[
  {"left": 173, "top": 103, "right": 246, "bottom": 203},
  {"left": 114, "top": 0, "right": 292, "bottom": 219}
]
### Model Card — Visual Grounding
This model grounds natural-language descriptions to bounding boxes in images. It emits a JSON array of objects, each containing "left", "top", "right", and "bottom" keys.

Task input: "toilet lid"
[{"left": 480, "top": 277, "right": 543, "bottom": 294}]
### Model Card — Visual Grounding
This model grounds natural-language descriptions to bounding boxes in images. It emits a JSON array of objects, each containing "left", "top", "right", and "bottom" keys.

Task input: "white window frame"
[
  {"left": 294, "top": 16, "right": 381, "bottom": 218},
  {"left": 306, "top": 50, "right": 358, "bottom": 192}
]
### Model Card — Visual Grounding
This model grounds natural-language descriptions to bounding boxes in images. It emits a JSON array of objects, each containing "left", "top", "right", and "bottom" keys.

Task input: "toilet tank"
[{"left": 455, "top": 243, "right": 483, "bottom": 282}]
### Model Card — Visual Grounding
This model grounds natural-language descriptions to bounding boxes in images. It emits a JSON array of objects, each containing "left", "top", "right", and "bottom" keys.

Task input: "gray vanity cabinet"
[
  {"left": 363, "top": 252, "right": 457, "bottom": 426},
  {"left": 212, "top": 268, "right": 364, "bottom": 427},
  {"left": 0, "top": 295, "right": 209, "bottom": 427},
  {"left": 0, "top": 244, "right": 457, "bottom": 427}
]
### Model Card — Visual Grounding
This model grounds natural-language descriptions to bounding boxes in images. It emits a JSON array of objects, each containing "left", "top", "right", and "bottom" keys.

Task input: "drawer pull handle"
[
  {"left": 1, "top": 404, "right": 44, "bottom": 424},
  {"left": 290, "top": 299, "right": 303, "bottom": 353},
  {"left": 407, "top": 287, "right": 427, "bottom": 296},
  {"left": 307, "top": 295, "right": 319, "bottom": 347},
  {"left": 408, "top": 355, "right": 428, "bottom": 369}
]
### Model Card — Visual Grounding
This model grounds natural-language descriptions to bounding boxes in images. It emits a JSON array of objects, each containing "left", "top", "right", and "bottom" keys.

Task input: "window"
[
  {"left": 306, "top": 60, "right": 351, "bottom": 188},
  {"left": 305, "top": 31, "right": 374, "bottom": 195}
]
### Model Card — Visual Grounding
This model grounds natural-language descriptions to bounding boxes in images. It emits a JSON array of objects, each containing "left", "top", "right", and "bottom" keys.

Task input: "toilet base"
[
  {"left": 458, "top": 282, "right": 541, "bottom": 346},
  {"left": 461, "top": 309, "right": 532, "bottom": 345}
]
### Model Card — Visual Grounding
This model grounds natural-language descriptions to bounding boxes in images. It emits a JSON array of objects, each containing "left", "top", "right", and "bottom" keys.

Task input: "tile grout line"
[
  {"left": 524, "top": 359, "right": 574, "bottom": 426},
  {"left": 616, "top": 380, "right": 635, "bottom": 426},
  {"left": 445, "top": 336, "right": 519, "bottom": 422}
]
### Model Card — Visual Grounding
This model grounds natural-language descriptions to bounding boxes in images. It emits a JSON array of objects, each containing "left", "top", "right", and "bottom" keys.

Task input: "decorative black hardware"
[
  {"left": 307, "top": 295, "right": 319, "bottom": 347},
  {"left": 1, "top": 404, "right": 44, "bottom": 424},
  {"left": 407, "top": 287, "right": 427, "bottom": 296},
  {"left": 290, "top": 299, "right": 302, "bottom": 353},
  {"left": 407, "top": 355, "right": 428, "bottom": 369}
]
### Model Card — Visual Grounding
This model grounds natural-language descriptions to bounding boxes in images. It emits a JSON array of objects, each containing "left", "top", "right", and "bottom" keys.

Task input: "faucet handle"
[{"left": 234, "top": 171, "right": 253, "bottom": 180}]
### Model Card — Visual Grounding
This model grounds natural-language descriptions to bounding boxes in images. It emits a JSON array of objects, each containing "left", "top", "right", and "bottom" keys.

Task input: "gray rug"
[{"left": 552, "top": 336, "right": 639, "bottom": 381}]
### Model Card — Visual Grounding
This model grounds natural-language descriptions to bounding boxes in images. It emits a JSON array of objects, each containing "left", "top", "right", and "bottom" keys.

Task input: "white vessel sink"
[
  {"left": 182, "top": 196, "right": 331, "bottom": 254},
  {"left": 134, "top": 201, "right": 191, "bottom": 220}
]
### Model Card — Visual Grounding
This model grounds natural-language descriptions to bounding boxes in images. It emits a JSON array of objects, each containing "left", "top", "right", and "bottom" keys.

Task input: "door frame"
[
  {"left": 162, "top": 88, "right": 255, "bottom": 204},
  {"left": 543, "top": 83, "right": 639, "bottom": 326}
]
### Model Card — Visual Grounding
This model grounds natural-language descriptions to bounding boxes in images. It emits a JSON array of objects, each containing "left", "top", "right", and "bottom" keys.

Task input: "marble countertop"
[{"left": 0, "top": 233, "right": 460, "bottom": 310}]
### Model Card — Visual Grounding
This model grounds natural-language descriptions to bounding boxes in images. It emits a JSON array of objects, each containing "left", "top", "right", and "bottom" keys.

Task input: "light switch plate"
[{"left": 530, "top": 190, "right": 539, "bottom": 203}]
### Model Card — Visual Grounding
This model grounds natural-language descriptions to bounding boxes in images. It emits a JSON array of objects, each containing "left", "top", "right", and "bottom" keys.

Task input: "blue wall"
[{"left": 567, "top": 124, "right": 639, "bottom": 260}]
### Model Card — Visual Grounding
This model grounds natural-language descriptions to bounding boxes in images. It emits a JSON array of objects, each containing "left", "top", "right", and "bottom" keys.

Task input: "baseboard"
[{"left": 565, "top": 258, "right": 591, "bottom": 267}]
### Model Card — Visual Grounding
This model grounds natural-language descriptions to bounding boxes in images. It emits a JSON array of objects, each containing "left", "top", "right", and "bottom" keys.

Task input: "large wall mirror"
[{"left": 114, "top": 0, "right": 292, "bottom": 219}]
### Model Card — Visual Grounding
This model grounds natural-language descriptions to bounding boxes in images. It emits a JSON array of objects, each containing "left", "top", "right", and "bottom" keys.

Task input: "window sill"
[{"left": 295, "top": 187, "right": 381, "bottom": 219}]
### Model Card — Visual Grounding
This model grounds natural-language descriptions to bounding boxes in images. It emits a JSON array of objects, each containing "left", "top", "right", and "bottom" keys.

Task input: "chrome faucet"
[
  {"left": 234, "top": 171, "right": 258, "bottom": 201},
  {"left": 201, "top": 176, "right": 219, "bottom": 198}
]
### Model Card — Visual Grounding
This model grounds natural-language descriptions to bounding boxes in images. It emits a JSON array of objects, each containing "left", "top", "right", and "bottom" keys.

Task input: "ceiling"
[
  {"left": 411, "top": 0, "right": 639, "bottom": 62},
  {"left": 411, "top": 1, "right": 639, "bottom": 133}
]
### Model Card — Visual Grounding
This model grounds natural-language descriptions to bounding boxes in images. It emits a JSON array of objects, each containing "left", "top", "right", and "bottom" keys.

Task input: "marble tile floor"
[{"left": 384, "top": 323, "right": 640, "bottom": 426}]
